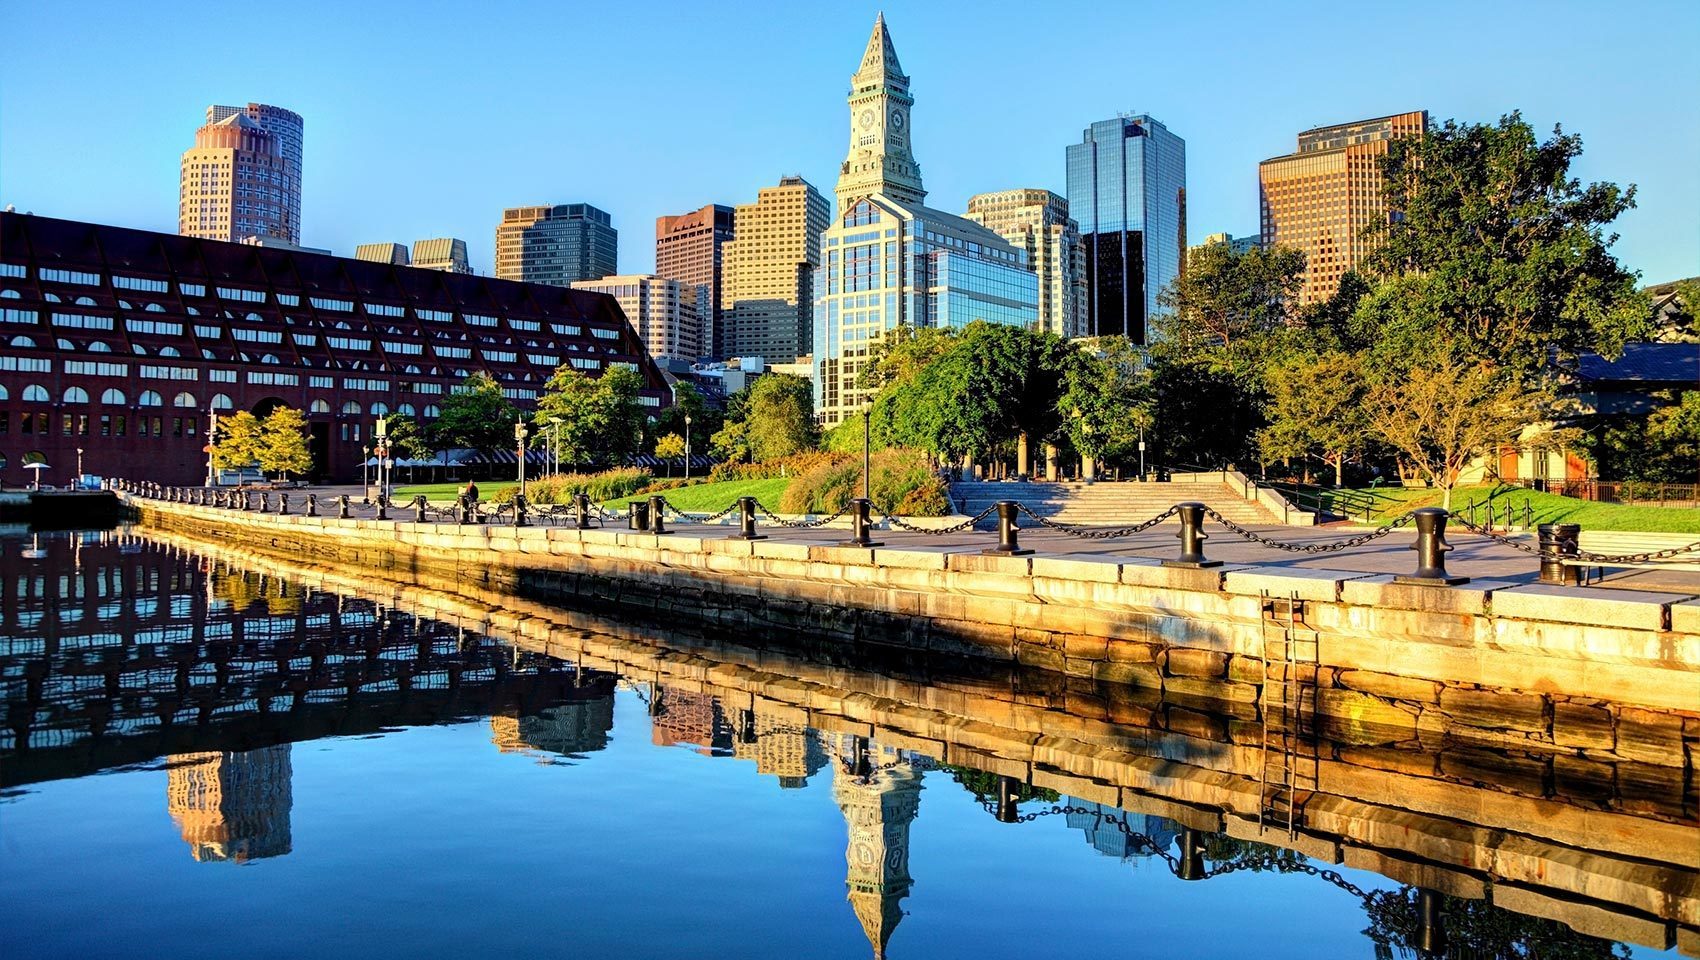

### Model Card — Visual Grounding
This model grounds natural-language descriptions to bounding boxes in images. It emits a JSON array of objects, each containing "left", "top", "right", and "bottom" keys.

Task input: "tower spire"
[
  {"left": 857, "top": 12, "right": 904, "bottom": 80},
  {"left": 836, "top": 13, "right": 924, "bottom": 208}
]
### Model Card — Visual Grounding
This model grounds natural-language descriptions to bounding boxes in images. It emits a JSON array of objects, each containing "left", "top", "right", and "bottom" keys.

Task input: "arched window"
[
  {"left": 396, "top": 403, "right": 416, "bottom": 418},
  {"left": 87, "top": 340, "right": 111, "bottom": 353},
  {"left": 0, "top": 385, "right": 9, "bottom": 401},
  {"left": 11, "top": 335, "right": 35, "bottom": 348},
  {"left": 57, "top": 338, "right": 75, "bottom": 350},
  {"left": 340, "top": 401, "right": 360, "bottom": 415},
  {"left": 0, "top": 289, "right": 19, "bottom": 298},
  {"left": 158, "top": 346, "right": 180, "bottom": 357},
  {"left": 173, "top": 391, "right": 197, "bottom": 408},
  {"left": 133, "top": 343, "right": 149, "bottom": 355},
  {"left": 100, "top": 388, "right": 126, "bottom": 404},
  {"left": 261, "top": 353, "right": 279, "bottom": 364},
  {"left": 144, "top": 303, "right": 165, "bottom": 313},
  {"left": 23, "top": 451, "right": 47, "bottom": 466},
  {"left": 63, "top": 386, "right": 89, "bottom": 404},
  {"left": 370, "top": 402, "right": 390, "bottom": 416},
  {"left": 139, "top": 390, "right": 163, "bottom": 407},
  {"left": 23, "top": 384, "right": 48, "bottom": 402},
  {"left": 423, "top": 405, "right": 441, "bottom": 418},
  {"left": 211, "top": 393, "right": 233, "bottom": 410},
  {"left": 74, "top": 295, "right": 96, "bottom": 306},
  {"left": 310, "top": 399, "right": 330, "bottom": 414}
]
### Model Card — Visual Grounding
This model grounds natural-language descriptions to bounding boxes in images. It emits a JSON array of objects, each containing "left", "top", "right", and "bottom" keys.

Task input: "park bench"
[{"left": 1570, "top": 530, "right": 1700, "bottom": 581}]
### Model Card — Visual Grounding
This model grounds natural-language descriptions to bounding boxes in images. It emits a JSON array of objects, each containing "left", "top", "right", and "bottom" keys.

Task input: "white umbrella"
[{"left": 24, "top": 462, "right": 49, "bottom": 489}]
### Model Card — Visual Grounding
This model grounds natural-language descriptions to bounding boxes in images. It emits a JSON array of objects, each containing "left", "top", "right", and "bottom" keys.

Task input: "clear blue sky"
[{"left": 3, "top": 0, "right": 1696, "bottom": 283}]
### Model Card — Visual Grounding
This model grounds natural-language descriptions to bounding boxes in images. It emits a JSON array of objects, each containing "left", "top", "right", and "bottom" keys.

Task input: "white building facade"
[{"left": 571, "top": 274, "right": 702, "bottom": 365}]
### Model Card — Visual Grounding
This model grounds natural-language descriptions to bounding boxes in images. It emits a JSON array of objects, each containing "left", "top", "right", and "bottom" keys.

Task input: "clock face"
[
  {"left": 889, "top": 109, "right": 905, "bottom": 130},
  {"left": 859, "top": 109, "right": 876, "bottom": 129}
]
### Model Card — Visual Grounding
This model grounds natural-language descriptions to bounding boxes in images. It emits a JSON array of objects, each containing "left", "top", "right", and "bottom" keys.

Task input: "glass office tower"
[{"left": 1065, "top": 115, "right": 1186, "bottom": 344}]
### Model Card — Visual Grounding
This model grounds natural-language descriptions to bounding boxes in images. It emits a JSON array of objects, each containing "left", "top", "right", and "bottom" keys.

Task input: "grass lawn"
[
  {"left": 604, "top": 477, "right": 791, "bottom": 511},
  {"left": 1331, "top": 484, "right": 1700, "bottom": 533},
  {"left": 393, "top": 476, "right": 793, "bottom": 512}
]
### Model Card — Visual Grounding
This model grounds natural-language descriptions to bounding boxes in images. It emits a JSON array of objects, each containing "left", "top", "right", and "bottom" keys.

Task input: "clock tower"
[{"left": 836, "top": 13, "right": 926, "bottom": 210}]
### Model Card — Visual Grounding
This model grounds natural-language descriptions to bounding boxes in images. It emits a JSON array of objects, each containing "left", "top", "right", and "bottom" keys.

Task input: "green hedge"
[{"left": 490, "top": 467, "right": 653, "bottom": 505}]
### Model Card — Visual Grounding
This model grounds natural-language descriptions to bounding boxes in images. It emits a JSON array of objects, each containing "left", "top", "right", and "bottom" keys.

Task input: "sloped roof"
[{"left": 1577, "top": 343, "right": 1699, "bottom": 384}]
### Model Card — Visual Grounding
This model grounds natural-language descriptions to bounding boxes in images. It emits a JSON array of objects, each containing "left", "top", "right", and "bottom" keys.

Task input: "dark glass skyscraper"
[
  {"left": 494, "top": 203, "right": 619, "bottom": 286},
  {"left": 1065, "top": 115, "right": 1186, "bottom": 344}
]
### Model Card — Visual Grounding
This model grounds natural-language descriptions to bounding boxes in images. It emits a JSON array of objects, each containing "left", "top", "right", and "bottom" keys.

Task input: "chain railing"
[
  {"left": 1014, "top": 502, "right": 1179, "bottom": 540},
  {"left": 657, "top": 497, "right": 741, "bottom": 525},
  {"left": 878, "top": 503, "right": 997, "bottom": 534},
  {"left": 1204, "top": 507, "right": 1419, "bottom": 553},
  {"left": 751, "top": 500, "right": 851, "bottom": 529},
  {"left": 1453, "top": 515, "right": 1700, "bottom": 565}
]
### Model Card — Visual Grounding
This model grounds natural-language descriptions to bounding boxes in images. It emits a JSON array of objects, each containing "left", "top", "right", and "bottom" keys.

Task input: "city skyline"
[{"left": 3, "top": 1, "right": 1694, "bottom": 285}]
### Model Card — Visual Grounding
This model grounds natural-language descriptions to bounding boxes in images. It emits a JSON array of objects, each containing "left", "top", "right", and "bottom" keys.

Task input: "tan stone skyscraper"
[
  {"left": 1259, "top": 111, "right": 1427, "bottom": 303},
  {"left": 572, "top": 274, "right": 703, "bottom": 364},
  {"left": 179, "top": 105, "right": 303, "bottom": 244},
  {"left": 166, "top": 745, "right": 293, "bottom": 863},
  {"left": 965, "top": 189, "right": 1087, "bottom": 338},
  {"left": 656, "top": 205, "right": 734, "bottom": 358},
  {"left": 720, "top": 176, "right": 829, "bottom": 362}
]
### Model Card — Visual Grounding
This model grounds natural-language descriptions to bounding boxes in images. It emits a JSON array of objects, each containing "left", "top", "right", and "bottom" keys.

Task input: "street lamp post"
[
  {"left": 362, "top": 445, "right": 372, "bottom": 501},
  {"left": 684, "top": 413, "right": 693, "bottom": 481},
  {"left": 374, "top": 417, "right": 390, "bottom": 504},
  {"left": 548, "top": 417, "right": 563, "bottom": 474},
  {"left": 205, "top": 410, "right": 220, "bottom": 487},
  {"left": 514, "top": 418, "right": 530, "bottom": 497},
  {"left": 76, "top": 447, "right": 84, "bottom": 486},
  {"left": 1139, "top": 423, "right": 1147, "bottom": 482},
  {"left": 861, "top": 404, "right": 872, "bottom": 501}
]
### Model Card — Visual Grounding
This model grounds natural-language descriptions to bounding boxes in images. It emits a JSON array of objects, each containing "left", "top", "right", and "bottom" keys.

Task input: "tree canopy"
[
  {"left": 532, "top": 365, "right": 646, "bottom": 466},
  {"left": 431, "top": 374, "right": 519, "bottom": 454}
]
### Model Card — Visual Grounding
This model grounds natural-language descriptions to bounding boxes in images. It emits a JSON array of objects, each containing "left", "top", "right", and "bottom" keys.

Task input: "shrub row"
[
  {"left": 707, "top": 450, "right": 851, "bottom": 482},
  {"left": 490, "top": 467, "right": 653, "bottom": 505},
  {"left": 777, "top": 448, "right": 950, "bottom": 516}
]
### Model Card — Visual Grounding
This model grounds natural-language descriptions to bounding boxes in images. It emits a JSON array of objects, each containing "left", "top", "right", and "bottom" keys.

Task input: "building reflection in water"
[
  {"left": 648, "top": 687, "right": 734, "bottom": 756},
  {"left": 1065, "top": 801, "right": 1179, "bottom": 863},
  {"left": 831, "top": 738, "right": 924, "bottom": 960},
  {"left": 166, "top": 745, "right": 293, "bottom": 863},
  {"left": 731, "top": 705, "right": 827, "bottom": 788},
  {"left": 491, "top": 676, "right": 618, "bottom": 761}
]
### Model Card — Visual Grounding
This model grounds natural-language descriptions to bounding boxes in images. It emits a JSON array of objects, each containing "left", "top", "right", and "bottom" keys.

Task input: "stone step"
[{"left": 949, "top": 479, "right": 1282, "bottom": 526}]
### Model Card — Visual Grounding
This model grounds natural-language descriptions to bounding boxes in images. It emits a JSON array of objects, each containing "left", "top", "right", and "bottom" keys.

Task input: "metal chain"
[
  {"left": 659, "top": 498, "right": 741, "bottom": 524},
  {"left": 1014, "top": 503, "right": 1180, "bottom": 540},
  {"left": 753, "top": 500, "right": 850, "bottom": 529},
  {"left": 1204, "top": 507, "right": 1417, "bottom": 553},
  {"left": 1453, "top": 516, "right": 1700, "bottom": 563},
  {"left": 877, "top": 503, "right": 998, "bottom": 534}
]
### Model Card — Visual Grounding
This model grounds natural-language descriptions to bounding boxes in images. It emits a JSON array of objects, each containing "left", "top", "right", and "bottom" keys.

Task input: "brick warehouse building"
[{"left": 0, "top": 213, "right": 668, "bottom": 486}]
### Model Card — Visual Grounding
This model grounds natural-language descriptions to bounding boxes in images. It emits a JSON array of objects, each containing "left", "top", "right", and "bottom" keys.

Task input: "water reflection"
[{"left": 0, "top": 530, "right": 1689, "bottom": 959}]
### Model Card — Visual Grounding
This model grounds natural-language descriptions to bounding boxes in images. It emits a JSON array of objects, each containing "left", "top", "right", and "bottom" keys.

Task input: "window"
[
  {"left": 246, "top": 371, "right": 299, "bottom": 386},
  {"left": 340, "top": 401, "right": 360, "bottom": 415},
  {"left": 277, "top": 293, "right": 300, "bottom": 306},
  {"left": 310, "top": 399, "right": 331, "bottom": 414},
  {"left": 0, "top": 262, "right": 25, "bottom": 278},
  {"left": 2, "top": 308, "right": 38, "bottom": 324},
  {"left": 138, "top": 390, "right": 163, "bottom": 407},
  {"left": 86, "top": 340, "right": 111, "bottom": 352},
  {"left": 366, "top": 303, "right": 405, "bottom": 317},
  {"left": 370, "top": 402, "right": 390, "bottom": 416},
  {"left": 0, "top": 356, "right": 49, "bottom": 373},
  {"left": 510, "top": 319, "right": 540, "bottom": 332},
  {"left": 293, "top": 333, "right": 318, "bottom": 346},
  {"left": 179, "top": 282, "right": 206, "bottom": 296},
  {"left": 464, "top": 313, "right": 497, "bottom": 327},
  {"left": 310, "top": 296, "right": 353, "bottom": 311},
  {"left": 217, "top": 286, "right": 266, "bottom": 302},
  {"left": 309, "top": 375, "right": 333, "bottom": 389},
  {"left": 113, "top": 275, "right": 169, "bottom": 293},
  {"left": 51, "top": 312, "right": 114, "bottom": 330},
  {"left": 232, "top": 327, "right": 282, "bottom": 343},
  {"left": 211, "top": 393, "right": 234, "bottom": 410},
  {"left": 126, "top": 318, "right": 182, "bottom": 336},
  {"left": 423, "top": 404, "right": 441, "bottom": 418},
  {"left": 194, "top": 324, "right": 222, "bottom": 339},
  {"left": 22, "top": 384, "right": 48, "bottom": 402},
  {"left": 326, "top": 336, "right": 371, "bottom": 351},
  {"left": 417, "top": 309, "right": 451, "bottom": 322},
  {"left": 101, "top": 388, "right": 126, "bottom": 404},
  {"left": 590, "top": 328, "right": 619, "bottom": 340},
  {"left": 382, "top": 341, "right": 422, "bottom": 355},
  {"left": 63, "top": 361, "right": 129, "bottom": 377},
  {"left": 209, "top": 369, "right": 236, "bottom": 383},
  {"left": 173, "top": 391, "right": 197, "bottom": 408},
  {"left": 435, "top": 345, "right": 471, "bottom": 358},
  {"left": 396, "top": 403, "right": 416, "bottom": 418},
  {"left": 482, "top": 349, "right": 517, "bottom": 363},
  {"left": 63, "top": 386, "right": 90, "bottom": 403},
  {"left": 41, "top": 268, "right": 100, "bottom": 285},
  {"left": 140, "top": 365, "right": 197, "bottom": 380},
  {"left": 10, "top": 334, "right": 34, "bottom": 347}
]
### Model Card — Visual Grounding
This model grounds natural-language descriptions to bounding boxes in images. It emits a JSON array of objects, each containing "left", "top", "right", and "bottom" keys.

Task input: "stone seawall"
[
  {"left": 129, "top": 497, "right": 1699, "bottom": 773},
  {"left": 130, "top": 523, "right": 1700, "bottom": 955}
]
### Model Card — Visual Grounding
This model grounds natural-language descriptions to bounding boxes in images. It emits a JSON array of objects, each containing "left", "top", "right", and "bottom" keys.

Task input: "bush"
[
  {"left": 778, "top": 448, "right": 950, "bottom": 516},
  {"left": 490, "top": 467, "right": 653, "bottom": 505},
  {"left": 708, "top": 450, "right": 851, "bottom": 482}
]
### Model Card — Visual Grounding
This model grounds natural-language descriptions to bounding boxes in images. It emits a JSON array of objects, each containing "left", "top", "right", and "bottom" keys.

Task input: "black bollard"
[
  {"left": 374, "top": 494, "right": 389, "bottom": 521},
  {"left": 1415, "top": 888, "right": 1448, "bottom": 956},
  {"left": 278, "top": 493, "right": 290, "bottom": 515},
  {"left": 1537, "top": 522, "right": 1582, "bottom": 585},
  {"left": 1163, "top": 502, "right": 1221, "bottom": 569},
  {"left": 982, "top": 500, "right": 1033, "bottom": 556},
  {"left": 458, "top": 494, "right": 473, "bottom": 525},
  {"left": 648, "top": 495, "right": 670, "bottom": 535},
  {"left": 337, "top": 495, "right": 351, "bottom": 520},
  {"left": 629, "top": 500, "right": 650, "bottom": 531},
  {"left": 730, "top": 496, "right": 766, "bottom": 541},
  {"left": 413, "top": 495, "right": 428, "bottom": 523},
  {"left": 305, "top": 493, "right": 319, "bottom": 517},
  {"left": 575, "top": 492, "right": 592, "bottom": 530},
  {"left": 993, "top": 775, "right": 1022, "bottom": 823},
  {"left": 260, "top": 492, "right": 273, "bottom": 513},
  {"left": 1395, "top": 507, "right": 1469, "bottom": 586},
  {"left": 840, "top": 498, "right": 883, "bottom": 548},
  {"left": 513, "top": 493, "right": 529, "bottom": 528},
  {"left": 1176, "top": 827, "right": 1207, "bottom": 881}
]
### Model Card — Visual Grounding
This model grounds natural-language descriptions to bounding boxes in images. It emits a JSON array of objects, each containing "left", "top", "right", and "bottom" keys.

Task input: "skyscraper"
[
  {"left": 201, "top": 103, "right": 304, "bottom": 243},
  {"left": 965, "top": 189, "right": 1087, "bottom": 338},
  {"left": 814, "top": 15, "right": 1038, "bottom": 425},
  {"left": 495, "top": 203, "right": 618, "bottom": 286},
  {"left": 656, "top": 204, "right": 735, "bottom": 359},
  {"left": 411, "top": 237, "right": 472, "bottom": 274},
  {"left": 833, "top": 749, "right": 923, "bottom": 960},
  {"left": 572, "top": 274, "right": 703, "bottom": 364},
  {"left": 354, "top": 242, "right": 410, "bottom": 265},
  {"left": 1259, "top": 111, "right": 1427, "bottom": 304},
  {"left": 1065, "top": 115, "right": 1187, "bottom": 344},
  {"left": 720, "top": 176, "right": 830, "bottom": 363},
  {"left": 166, "top": 745, "right": 293, "bottom": 863},
  {"left": 179, "top": 107, "right": 302, "bottom": 245}
]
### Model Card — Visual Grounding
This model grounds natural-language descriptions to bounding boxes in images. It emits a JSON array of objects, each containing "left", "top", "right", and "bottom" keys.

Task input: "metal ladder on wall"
[{"left": 1257, "top": 589, "right": 1320, "bottom": 840}]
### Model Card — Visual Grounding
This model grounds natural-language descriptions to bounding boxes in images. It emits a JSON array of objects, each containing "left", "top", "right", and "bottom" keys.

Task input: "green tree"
[
  {"left": 431, "top": 373, "right": 519, "bottom": 454},
  {"left": 257, "top": 406, "right": 313, "bottom": 480},
  {"left": 378, "top": 413, "right": 432, "bottom": 461},
  {"left": 1256, "top": 352, "right": 1370, "bottom": 486},
  {"left": 1155, "top": 242, "right": 1307, "bottom": 371},
  {"left": 1366, "top": 360, "right": 1534, "bottom": 508},
  {"left": 210, "top": 411, "right": 264, "bottom": 470},
  {"left": 650, "top": 382, "right": 721, "bottom": 452},
  {"left": 533, "top": 365, "right": 646, "bottom": 466},
  {"left": 861, "top": 324, "right": 960, "bottom": 391},
  {"left": 1358, "top": 111, "right": 1653, "bottom": 378},
  {"left": 740, "top": 373, "right": 818, "bottom": 462},
  {"left": 653, "top": 432, "right": 686, "bottom": 475},
  {"left": 1060, "top": 336, "right": 1151, "bottom": 468}
]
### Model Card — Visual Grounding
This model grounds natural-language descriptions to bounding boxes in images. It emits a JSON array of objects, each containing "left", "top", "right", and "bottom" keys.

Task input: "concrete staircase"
[{"left": 949, "top": 479, "right": 1284, "bottom": 527}]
